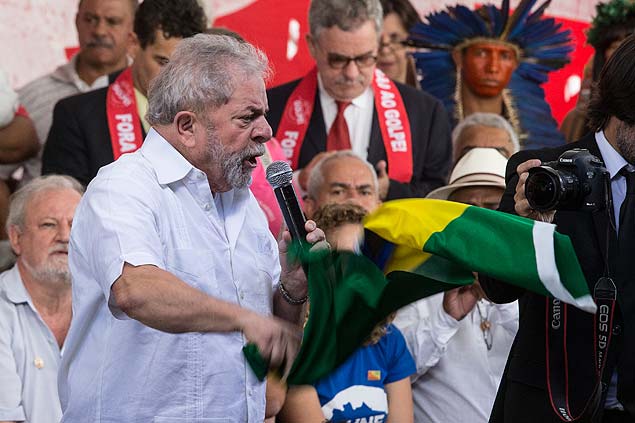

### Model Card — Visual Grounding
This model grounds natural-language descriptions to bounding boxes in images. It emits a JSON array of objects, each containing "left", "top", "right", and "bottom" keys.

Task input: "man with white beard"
[
  {"left": 58, "top": 34, "right": 325, "bottom": 422},
  {"left": 0, "top": 175, "right": 83, "bottom": 423}
]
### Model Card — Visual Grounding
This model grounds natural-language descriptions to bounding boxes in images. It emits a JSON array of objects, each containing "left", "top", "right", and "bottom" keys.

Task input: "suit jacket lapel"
[
  {"left": 367, "top": 107, "right": 384, "bottom": 165},
  {"left": 299, "top": 91, "right": 328, "bottom": 167},
  {"left": 581, "top": 133, "right": 616, "bottom": 276}
]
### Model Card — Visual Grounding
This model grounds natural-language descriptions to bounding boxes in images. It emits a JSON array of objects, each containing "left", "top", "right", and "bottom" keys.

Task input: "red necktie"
[{"left": 326, "top": 100, "right": 352, "bottom": 151}]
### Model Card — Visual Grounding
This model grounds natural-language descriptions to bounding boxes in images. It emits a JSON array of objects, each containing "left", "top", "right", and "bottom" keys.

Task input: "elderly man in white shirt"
[
  {"left": 58, "top": 34, "right": 324, "bottom": 423},
  {"left": 0, "top": 175, "right": 83, "bottom": 423}
]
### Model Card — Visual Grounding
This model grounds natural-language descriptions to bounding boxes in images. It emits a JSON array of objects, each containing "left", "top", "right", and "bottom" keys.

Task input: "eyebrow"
[
  {"left": 330, "top": 182, "right": 373, "bottom": 190},
  {"left": 328, "top": 49, "right": 376, "bottom": 58}
]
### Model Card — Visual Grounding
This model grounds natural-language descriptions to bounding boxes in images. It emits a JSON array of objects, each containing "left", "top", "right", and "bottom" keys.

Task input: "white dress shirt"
[
  {"left": 394, "top": 293, "right": 519, "bottom": 423},
  {"left": 0, "top": 266, "right": 63, "bottom": 423},
  {"left": 317, "top": 75, "right": 374, "bottom": 160},
  {"left": 58, "top": 129, "right": 280, "bottom": 422}
]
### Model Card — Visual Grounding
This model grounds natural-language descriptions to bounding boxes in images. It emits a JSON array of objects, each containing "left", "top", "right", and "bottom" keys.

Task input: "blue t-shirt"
[{"left": 314, "top": 324, "right": 415, "bottom": 423}]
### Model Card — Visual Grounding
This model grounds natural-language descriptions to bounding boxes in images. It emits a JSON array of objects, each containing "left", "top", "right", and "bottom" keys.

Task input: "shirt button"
[
  {"left": 197, "top": 172, "right": 205, "bottom": 180},
  {"left": 203, "top": 203, "right": 211, "bottom": 211},
  {"left": 34, "top": 357, "right": 44, "bottom": 369}
]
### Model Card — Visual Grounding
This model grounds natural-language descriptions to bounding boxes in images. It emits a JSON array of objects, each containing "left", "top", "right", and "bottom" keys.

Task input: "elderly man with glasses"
[{"left": 266, "top": 0, "right": 451, "bottom": 201}]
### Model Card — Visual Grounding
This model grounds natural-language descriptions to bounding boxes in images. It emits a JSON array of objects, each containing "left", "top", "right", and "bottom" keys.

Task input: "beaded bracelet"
[{"left": 278, "top": 281, "right": 308, "bottom": 305}]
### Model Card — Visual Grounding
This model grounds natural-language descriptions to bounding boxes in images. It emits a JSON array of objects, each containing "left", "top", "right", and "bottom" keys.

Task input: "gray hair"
[
  {"left": 146, "top": 34, "right": 271, "bottom": 126},
  {"left": 307, "top": 150, "right": 379, "bottom": 199},
  {"left": 7, "top": 175, "right": 84, "bottom": 232},
  {"left": 452, "top": 113, "right": 520, "bottom": 154},
  {"left": 309, "top": 0, "right": 383, "bottom": 39}
]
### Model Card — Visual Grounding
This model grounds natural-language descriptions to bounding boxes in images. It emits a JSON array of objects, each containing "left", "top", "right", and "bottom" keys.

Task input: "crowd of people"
[{"left": 0, "top": 0, "right": 634, "bottom": 422}]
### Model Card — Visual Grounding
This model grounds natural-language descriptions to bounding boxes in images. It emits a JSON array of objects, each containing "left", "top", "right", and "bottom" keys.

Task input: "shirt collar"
[
  {"left": 316, "top": 72, "right": 374, "bottom": 109},
  {"left": 140, "top": 128, "right": 196, "bottom": 185},
  {"left": 3, "top": 265, "right": 31, "bottom": 305},
  {"left": 51, "top": 54, "right": 128, "bottom": 92},
  {"left": 595, "top": 130, "right": 629, "bottom": 179}
]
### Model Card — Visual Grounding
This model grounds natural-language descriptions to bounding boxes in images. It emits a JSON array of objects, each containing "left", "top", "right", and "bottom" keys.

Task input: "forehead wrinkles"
[{"left": 316, "top": 25, "right": 378, "bottom": 55}]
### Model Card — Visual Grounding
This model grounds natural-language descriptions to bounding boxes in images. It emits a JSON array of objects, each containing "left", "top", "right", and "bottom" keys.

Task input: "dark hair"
[
  {"left": 134, "top": 0, "right": 207, "bottom": 49},
  {"left": 379, "top": 0, "right": 421, "bottom": 31},
  {"left": 308, "top": 0, "right": 383, "bottom": 38},
  {"left": 591, "top": 23, "right": 635, "bottom": 81},
  {"left": 587, "top": 34, "right": 635, "bottom": 130}
]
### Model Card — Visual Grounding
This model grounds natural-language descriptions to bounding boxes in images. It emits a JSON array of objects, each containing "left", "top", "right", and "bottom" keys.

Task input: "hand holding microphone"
[
  {"left": 243, "top": 161, "right": 327, "bottom": 381},
  {"left": 266, "top": 161, "right": 308, "bottom": 241}
]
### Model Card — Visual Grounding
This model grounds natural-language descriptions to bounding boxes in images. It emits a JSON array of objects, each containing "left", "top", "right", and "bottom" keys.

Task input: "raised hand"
[{"left": 514, "top": 159, "right": 556, "bottom": 223}]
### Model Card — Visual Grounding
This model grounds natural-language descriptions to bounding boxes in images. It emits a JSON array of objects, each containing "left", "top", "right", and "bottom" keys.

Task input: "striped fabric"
[{"left": 14, "top": 56, "right": 109, "bottom": 181}]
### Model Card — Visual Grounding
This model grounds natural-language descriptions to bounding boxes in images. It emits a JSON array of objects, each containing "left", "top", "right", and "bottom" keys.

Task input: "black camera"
[{"left": 525, "top": 149, "right": 609, "bottom": 212}]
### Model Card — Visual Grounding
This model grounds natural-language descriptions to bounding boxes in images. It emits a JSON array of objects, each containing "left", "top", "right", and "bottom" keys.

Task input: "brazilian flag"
[{"left": 245, "top": 199, "right": 593, "bottom": 384}]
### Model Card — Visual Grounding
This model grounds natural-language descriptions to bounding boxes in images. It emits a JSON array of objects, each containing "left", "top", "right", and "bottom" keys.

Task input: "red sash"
[
  {"left": 106, "top": 68, "right": 144, "bottom": 160},
  {"left": 275, "top": 67, "right": 413, "bottom": 183}
]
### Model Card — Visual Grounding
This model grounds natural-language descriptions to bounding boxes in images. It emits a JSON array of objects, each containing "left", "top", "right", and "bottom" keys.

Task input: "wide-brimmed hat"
[{"left": 426, "top": 148, "right": 508, "bottom": 200}]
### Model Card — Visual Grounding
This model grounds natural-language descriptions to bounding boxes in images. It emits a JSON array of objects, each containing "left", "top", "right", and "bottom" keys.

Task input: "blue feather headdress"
[{"left": 409, "top": 0, "right": 573, "bottom": 150}]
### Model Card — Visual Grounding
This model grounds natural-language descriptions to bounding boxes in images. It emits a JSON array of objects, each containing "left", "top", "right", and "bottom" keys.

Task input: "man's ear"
[
  {"left": 8, "top": 225, "right": 21, "bottom": 256},
  {"left": 174, "top": 111, "right": 198, "bottom": 148},
  {"left": 451, "top": 48, "right": 463, "bottom": 68},
  {"left": 511, "top": 54, "right": 520, "bottom": 72},
  {"left": 128, "top": 32, "right": 140, "bottom": 59},
  {"left": 306, "top": 34, "right": 317, "bottom": 60}
]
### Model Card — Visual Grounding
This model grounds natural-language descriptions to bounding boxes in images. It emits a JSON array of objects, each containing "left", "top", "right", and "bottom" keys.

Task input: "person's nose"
[
  {"left": 253, "top": 117, "right": 273, "bottom": 144},
  {"left": 57, "top": 221, "right": 72, "bottom": 243},
  {"left": 342, "top": 59, "right": 361, "bottom": 80},
  {"left": 486, "top": 53, "right": 500, "bottom": 73},
  {"left": 345, "top": 190, "right": 363, "bottom": 205},
  {"left": 379, "top": 34, "right": 391, "bottom": 53},
  {"left": 91, "top": 18, "right": 109, "bottom": 38}
]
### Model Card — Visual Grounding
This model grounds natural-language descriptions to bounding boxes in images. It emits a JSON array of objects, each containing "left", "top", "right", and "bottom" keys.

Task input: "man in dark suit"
[
  {"left": 266, "top": 0, "right": 451, "bottom": 200},
  {"left": 42, "top": 0, "right": 207, "bottom": 186},
  {"left": 481, "top": 34, "right": 635, "bottom": 423}
]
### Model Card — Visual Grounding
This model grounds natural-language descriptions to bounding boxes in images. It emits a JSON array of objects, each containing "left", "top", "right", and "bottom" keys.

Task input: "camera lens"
[{"left": 526, "top": 170, "right": 560, "bottom": 211}]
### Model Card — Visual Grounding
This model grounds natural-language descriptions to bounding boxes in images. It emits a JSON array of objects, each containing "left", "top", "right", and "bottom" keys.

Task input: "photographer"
[{"left": 481, "top": 35, "right": 635, "bottom": 423}]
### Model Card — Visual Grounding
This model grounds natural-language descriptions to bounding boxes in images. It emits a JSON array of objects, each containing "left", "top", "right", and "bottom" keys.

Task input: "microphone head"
[{"left": 266, "top": 161, "right": 293, "bottom": 189}]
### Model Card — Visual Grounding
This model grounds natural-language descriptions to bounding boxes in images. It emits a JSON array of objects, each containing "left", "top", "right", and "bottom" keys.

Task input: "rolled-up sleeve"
[{"left": 71, "top": 169, "right": 166, "bottom": 318}]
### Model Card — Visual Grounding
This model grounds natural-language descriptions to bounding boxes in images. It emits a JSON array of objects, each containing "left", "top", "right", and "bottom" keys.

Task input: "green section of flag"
[
  {"left": 424, "top": 205, "right": 551, "bottom": 297},
  {"left": 287, "top": 251, "right": 468, "bottom": 385},
  {"left": 243, "top": 249, "right": 468, "bottom": 384}
]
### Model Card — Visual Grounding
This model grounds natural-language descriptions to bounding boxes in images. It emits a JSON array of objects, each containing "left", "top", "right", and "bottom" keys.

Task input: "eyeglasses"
[
  {"left": 326, "top": 52, "right": 378, "bottom": 69},
  {"left": 380, "top": 33, "right": 408, "bottom": 51}
]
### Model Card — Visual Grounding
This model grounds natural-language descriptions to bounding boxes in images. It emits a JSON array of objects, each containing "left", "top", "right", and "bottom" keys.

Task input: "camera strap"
[{"left": 545, "top": 277, "right": 617, "bottom": 421}]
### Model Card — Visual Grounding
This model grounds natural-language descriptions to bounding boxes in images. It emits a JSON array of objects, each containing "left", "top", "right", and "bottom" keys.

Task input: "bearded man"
[
  {"left": 58, "top": 34, "right": 324, "bottom": 422},
  {"left": 481, "top": 34, "right": 635, "bottom": 422},
  {"left": 0, "top": 175, "right": 83, "bottom": 423}
]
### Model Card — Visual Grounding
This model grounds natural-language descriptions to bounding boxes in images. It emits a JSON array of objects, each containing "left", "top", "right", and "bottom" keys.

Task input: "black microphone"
[{"left": 266, "top": 161, "right": 307, "bottom": 240}]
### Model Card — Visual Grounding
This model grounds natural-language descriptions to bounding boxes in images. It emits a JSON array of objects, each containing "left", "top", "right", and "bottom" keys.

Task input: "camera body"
[{"left": 525, "top": 149, "right": 609, "bottom": 212}]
